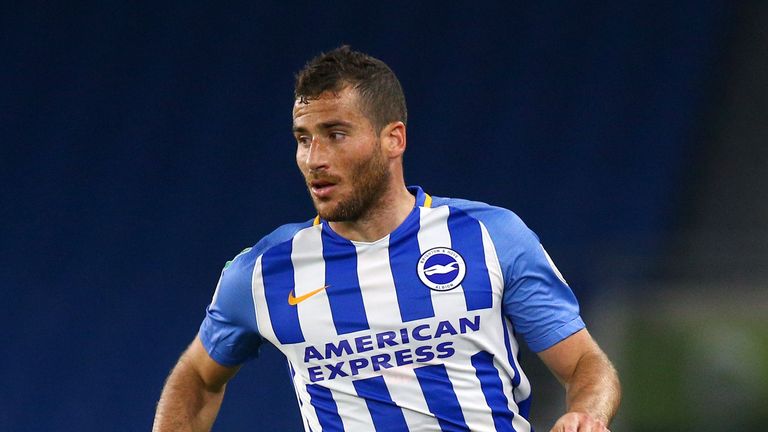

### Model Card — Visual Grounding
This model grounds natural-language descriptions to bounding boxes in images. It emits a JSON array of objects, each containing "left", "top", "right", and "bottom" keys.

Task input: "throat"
[{"left": 329, "top": 188, "right": 415, "bottom": 242}]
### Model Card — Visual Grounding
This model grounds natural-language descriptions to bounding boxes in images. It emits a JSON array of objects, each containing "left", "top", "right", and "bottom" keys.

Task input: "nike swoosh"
[{"left": 288, "top": 285, "right": 330, "bottom": 306}]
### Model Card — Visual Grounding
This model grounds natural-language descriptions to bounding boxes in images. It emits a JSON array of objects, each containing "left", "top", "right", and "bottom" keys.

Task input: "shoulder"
[
  {"left": 220, "top": 219, "right": 316, "bottom": 280},
  {"left": 251, "top": 219, "right": 316, "bottom": 257},
  {"left": 430, "top": 195, "right": 534, "bottom": 242},
  {"left": 429, "top": 194, "right": 544, "bottom": 279}
]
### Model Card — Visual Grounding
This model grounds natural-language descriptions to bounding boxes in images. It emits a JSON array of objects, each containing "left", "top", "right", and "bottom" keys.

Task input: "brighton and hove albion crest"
[{"left": 417, "top": 247, "right": 466, "bottom": 291}]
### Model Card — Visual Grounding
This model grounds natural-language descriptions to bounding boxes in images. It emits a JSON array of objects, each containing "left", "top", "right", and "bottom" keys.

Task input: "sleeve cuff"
[{"left": 526, "top": 316, "right": 586, "bottom": 352}]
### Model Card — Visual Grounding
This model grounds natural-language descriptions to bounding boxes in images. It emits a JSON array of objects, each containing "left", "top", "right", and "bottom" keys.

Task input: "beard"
[{"left": 307, "top": 145, "right": 391, "bottom": 222}]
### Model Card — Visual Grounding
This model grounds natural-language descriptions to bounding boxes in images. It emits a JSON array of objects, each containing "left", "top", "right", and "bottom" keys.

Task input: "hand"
[{"left": 550, "top": 412, "right": 610, "bottom": 432}]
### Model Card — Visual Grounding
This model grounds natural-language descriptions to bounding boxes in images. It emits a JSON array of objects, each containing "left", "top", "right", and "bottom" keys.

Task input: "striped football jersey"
[{"left": 199, "top": 186, "right": 585, "bottom": 431}]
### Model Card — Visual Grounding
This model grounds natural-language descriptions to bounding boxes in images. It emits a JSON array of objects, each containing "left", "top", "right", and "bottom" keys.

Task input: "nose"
[{"left": 305, "top": 137, "right": 329, "bottom": 172}]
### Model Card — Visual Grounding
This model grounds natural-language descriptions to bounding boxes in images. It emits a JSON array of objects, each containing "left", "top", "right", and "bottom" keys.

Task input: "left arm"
[{"left": 537, "top": 328, "right": 621, "bottom": 432}]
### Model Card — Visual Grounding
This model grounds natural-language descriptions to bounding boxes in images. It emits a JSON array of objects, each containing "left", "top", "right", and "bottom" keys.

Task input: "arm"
[
  {"left": 153, "top": 336, "right": 241, "bottom": 432},
  {"left": 538, "top": 329, "right": 621, "bottom": 432}
]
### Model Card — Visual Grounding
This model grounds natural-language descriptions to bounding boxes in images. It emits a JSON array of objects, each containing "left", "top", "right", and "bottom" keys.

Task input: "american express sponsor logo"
[{"left": 302, "top": 315, "right": 481, "bottom": 382}]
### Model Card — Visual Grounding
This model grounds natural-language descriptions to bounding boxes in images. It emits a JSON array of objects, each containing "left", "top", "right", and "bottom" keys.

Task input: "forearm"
[
  {"left": 564, "top": 350, "right": 621, "bottom": 425},
  {"left": 153, "top": 357, "right": 227, "bottom": 432}
]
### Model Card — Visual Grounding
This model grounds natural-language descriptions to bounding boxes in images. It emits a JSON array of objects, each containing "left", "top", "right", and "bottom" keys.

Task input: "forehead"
[{"left": 292, "top": 87, "right": 366, "bottom": 126}]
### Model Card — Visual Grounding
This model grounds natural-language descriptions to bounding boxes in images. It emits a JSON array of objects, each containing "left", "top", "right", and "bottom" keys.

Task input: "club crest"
[{"left": 417, "top": 247, "right": 466, "bottom": 291}]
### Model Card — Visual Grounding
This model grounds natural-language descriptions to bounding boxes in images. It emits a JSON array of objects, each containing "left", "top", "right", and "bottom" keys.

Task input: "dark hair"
[{"left": 294, "top": 46, "right": 407, "bottom": 131}]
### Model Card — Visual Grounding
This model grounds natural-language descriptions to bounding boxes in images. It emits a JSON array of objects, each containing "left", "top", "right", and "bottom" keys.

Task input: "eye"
[
  {"left": 296, "top": 135, "right": 311, "bottom": 147},
  {"left": 329, "top": 131, "right": 346, "bottom": 141}
]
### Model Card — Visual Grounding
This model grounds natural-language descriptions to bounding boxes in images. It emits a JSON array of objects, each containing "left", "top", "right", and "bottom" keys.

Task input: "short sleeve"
[
  {"left": 499, "top": 223, "right": 585, "bottom": 352},
  {"left": 198, "top": 248, "right": 263, "bottom": 366},
  {"left": 442, "top": 199, "right": 585, "bottom": 352},
  {"left": 198, "top": 220, "right": 313, "bottom": 366}
]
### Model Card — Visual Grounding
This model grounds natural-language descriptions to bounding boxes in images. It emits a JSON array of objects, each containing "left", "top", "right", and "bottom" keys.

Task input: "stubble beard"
[{"left": 310, "top": 146, "right": 391, "bottom": 223}]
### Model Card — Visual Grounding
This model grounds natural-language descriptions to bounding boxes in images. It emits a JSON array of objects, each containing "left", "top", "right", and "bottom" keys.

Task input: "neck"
[{"left": 329, "top": 184, "right": 415, "bottom": 242}]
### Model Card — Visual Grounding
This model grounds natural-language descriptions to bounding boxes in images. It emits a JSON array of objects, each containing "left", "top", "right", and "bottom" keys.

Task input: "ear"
[{"left": 380, "top": 121, "right": 406, "bottom": 158}]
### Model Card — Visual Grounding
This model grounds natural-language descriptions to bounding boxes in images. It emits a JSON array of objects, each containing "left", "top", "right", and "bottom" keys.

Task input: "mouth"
[{"left": 309, "top": 179, "right": 338, "bottom": 199}]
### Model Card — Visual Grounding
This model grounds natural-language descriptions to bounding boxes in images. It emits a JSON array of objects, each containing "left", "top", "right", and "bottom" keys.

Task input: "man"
[{"left": 154, "top": 46, "right": 620, "bottom": 432}]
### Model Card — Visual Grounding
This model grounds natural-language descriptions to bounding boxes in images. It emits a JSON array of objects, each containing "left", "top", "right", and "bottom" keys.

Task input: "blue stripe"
[
  {"left": 447, "top": 208, "right": 493, "bottom": 311},
  {"left": 389, "top": 213, "right": 435, "bottom": 322},
  {"left": 414, "top": 364, "right": 469, "bottom": 431},
  {"left": 353, "top": 376, "right": 409, "bottom": 432},
  {"left": 517, "top": 396, "right": 532, "bottom": 421},
  {"left": 471, "top": 351, "right": 516, "bottom": 432},
  {"left": 321, "top": 227, "right": 369, "bottom": 334},
  {"left": 307, "top": 384, "right": 344, "bottom": 432},
  {"left": 501, "top": 316, "right": 534, "bottom": 421},
  {"left": 501, "top": 318, "right": 522, "bottom": 389},
  {"left": 262, "top": 240, "right": 304, "bottom": 344}
]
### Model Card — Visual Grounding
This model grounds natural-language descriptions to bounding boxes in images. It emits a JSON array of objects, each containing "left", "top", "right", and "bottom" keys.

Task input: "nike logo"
[{"left": 288, "top": 285, "right": 330, "bottom": 305}]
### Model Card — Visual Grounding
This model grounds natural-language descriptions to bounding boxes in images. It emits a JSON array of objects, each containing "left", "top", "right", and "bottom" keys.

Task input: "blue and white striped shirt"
[{"left": 200, "top": 186, "right": 584, "bottom": 431}]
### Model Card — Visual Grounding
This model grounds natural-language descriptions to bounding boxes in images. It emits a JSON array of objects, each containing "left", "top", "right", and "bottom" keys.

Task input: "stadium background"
[{"left": 2, "top": 2, "right": 766, "bottom": 431}]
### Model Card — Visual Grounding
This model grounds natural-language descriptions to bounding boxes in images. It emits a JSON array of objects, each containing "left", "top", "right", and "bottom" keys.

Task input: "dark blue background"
[{"left": 1, "top": 2, "right": 730, "bottom": 430}]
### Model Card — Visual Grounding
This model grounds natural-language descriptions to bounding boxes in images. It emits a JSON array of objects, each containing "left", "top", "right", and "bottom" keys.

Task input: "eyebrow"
[{"left": 292, "top": 120, "right": 353, "bottom": 134}]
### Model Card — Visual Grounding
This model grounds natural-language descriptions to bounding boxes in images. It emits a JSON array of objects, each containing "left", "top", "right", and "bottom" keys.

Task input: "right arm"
[{"left": 153, "top": 336, "right": 241, "bottom": 432}]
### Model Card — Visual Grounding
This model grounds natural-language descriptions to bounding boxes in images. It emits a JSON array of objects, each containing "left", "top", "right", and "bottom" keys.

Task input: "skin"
[
  {"left": 538, "top": 329, "right": 621, "bottom": 432},
  {"left": 153, "top": 86, "right": 621, "bottom": 431},
  {"left": 292, "top": 86, "right": 414, "bottom": 242},
  {"left": 153, "top": 337, "right": 238, "bottom": 432}
]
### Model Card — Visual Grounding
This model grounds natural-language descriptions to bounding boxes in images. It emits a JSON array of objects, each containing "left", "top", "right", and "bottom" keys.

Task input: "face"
[{"left": 293, "top": 87, "right": 391, "bottom": 222}]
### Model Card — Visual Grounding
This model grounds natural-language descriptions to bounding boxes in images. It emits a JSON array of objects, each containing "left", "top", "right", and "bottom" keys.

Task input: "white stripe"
[
  {"left": 298, "top": 382, "right": 323, "bottom": 432},
  {"left": 494, "top": 349, "right": 532, "bottom": 432},
  {"left": 354, "top": 237, "right": 404, "bottom": 330},
  {"left": 479, "top": 223, "right": 505, "bottom": 300},
  {"left": 328, "top": 381, "right": 376, "bottom": 431},
  {"left": 447, "top": 352, "right": 497, "bottom": 431},
  {"left": 541, "top": 244, "right": 569, "bottom": 285},
  {"left": 504, "top": 318, "right": 532, "bottom": 405},
  {"left": 417, "top": 206, "right": 467, "bottom": 319},
  {"left": 292, "top": 225, "right": 337, "bottom": 342},
  {"left": 251, "top": 255, "right": 277, "bottom": 343},
  {"left": 210, "top": 274, "right": 224, "bottom": 306},
  {"left": 288, "top": 362, "right": 315, "bottom": 432},
  {"left": 383, "top": 367, "right": 442, "bottom": 431}
]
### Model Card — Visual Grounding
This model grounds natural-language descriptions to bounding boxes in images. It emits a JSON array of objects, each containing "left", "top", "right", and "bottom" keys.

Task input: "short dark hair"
[{"left": 294, "top": 46, "right": 407, "bottom": 132}]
